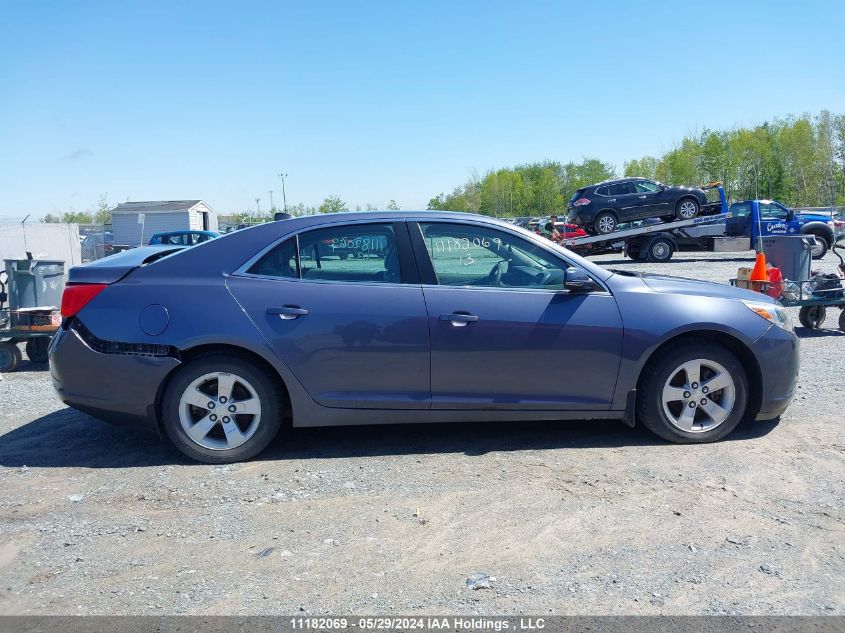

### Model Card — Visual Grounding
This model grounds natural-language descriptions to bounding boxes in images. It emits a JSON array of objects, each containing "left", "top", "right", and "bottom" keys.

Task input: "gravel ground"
[{"left": 0, "top": 250, "right": 843, "bottom": 616}]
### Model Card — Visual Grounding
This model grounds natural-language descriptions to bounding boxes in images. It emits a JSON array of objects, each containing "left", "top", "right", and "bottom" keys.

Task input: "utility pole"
[
  {"left": 255, "top": 197, "right": 261, "bottom": 214},
  {"left": 269, "top": 190, "right": 275, "bottom": 211},
  {"left": 278, "top": 173, "right": 288, "bottom": 212}
]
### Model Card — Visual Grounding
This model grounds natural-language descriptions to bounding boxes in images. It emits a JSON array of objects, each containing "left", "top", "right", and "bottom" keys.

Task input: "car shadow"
[
  {"left": 598, "top": 256, "right": 756, "bottom": 266},
  {"left": 0, "top": 407, "right": 782, "bottom": 469},
  {"left": 795, "top": 326, "right": 843, "bottom": 338}
]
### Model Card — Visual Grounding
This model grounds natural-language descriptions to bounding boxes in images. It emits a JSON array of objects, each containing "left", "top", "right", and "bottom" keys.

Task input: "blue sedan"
[{"left": 50, "top": 212, "right": 799, "bottom": 463}]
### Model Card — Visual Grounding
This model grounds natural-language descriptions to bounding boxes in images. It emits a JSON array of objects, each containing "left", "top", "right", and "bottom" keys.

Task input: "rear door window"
[
  {"left": 730, "top": 203, "right": 751, "bottom": 218},
  {"left": 297, "top": 223, "right": 401, "bottom": 284},
  {"left": 608, "top": 182, "right": 635, "bottom": 196}
]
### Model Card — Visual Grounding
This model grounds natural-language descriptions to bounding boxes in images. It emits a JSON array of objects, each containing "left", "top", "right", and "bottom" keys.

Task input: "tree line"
[
  {"left": 39, "top": 110, "right": 844, "bottom": 224},
  {"left": 428, "top": 110, "right": 845, "bottom": 217}
]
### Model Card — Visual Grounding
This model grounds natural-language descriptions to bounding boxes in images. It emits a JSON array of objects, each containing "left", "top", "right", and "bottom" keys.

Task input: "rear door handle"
[
  {"left": 440, "top": 313, "right": 479, "bottom": 327},
  {"left": 638, "top": 195, "right": 647, "bottom": 199},
  {"left": 268, "top": 306, "right": 309, "bottom": 320}
]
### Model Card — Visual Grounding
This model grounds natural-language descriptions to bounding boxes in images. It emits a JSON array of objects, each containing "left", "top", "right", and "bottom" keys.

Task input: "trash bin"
[
  {"left": 761, "top": 236, "right": 813, "bottom": 283},
  {"left": 3, "top": 259, "right": 65, "bottom": 310}
]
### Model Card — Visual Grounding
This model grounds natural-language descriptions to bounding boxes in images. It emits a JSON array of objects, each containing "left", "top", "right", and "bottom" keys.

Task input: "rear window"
[
  {"left": 730, "top": 203, "right": 751, "bottom": 218},
  {"left": 569, "top": 189, "right": 586, "bottom": 202}
]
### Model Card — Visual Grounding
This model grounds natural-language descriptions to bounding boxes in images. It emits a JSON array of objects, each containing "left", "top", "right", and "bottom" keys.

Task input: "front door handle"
[
  {"left": 440, "top": 313, "right": 479, "bottom": 327},
  {"left": 638, "top": 195, "right": 647, "bottom": 199},
  {"left": 268, "top": 306, "right": 309, "bottom": 320}
]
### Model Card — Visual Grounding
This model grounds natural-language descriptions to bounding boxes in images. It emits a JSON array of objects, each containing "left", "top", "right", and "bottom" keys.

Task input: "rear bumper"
[
  {"left": 750, "top": 324, "right": 800, "bottom": 421},
  {"left": 49, "top": 325, "right": 181, "bottom": 433}
]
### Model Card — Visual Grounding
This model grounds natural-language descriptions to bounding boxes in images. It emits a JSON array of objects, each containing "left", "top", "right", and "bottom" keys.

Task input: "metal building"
[{"left": 111, "top": 200, "right": 218, "bottom": 246}]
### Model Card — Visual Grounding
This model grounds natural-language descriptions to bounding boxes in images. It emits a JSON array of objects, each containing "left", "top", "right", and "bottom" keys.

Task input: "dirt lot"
[{"left": 0, "top": 250, "right": 843, "bottom": 616}]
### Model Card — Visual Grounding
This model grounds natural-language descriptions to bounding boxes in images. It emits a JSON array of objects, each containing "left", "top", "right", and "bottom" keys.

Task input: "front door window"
[{"left": 419, "top": 222, "right": 570, "bottom": 290}]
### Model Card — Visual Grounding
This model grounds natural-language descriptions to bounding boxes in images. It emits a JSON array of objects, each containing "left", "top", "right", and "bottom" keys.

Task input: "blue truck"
[
  {"left": 725, "top": 200, "right": 842, "bottom": 259},
  {"left": 564, "top": 184, "right": 842, "bottom": 262}
]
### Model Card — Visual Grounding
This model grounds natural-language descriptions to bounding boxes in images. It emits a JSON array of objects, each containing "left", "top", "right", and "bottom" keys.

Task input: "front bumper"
[
  {"left": 49, "top": 324, "right": 181, "bottom": 434},
  {"left": 750, "top": 324, "right": 800, "bottom": 420}
]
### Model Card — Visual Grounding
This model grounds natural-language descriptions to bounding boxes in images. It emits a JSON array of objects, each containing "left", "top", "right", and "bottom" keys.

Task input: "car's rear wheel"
[
  {"left": 162, "top": 354, "right": 282, "bottom": 463},
  {"left": 645, "top": 237, "right": 675, "bottom": 263},
  {"left": 637, "top": 342, "right": 748, "bottom": 443},
  {"left": 675, "top": 198, "right": 700, "bottom": 220},
  {"left": 594, "top": 211, "right": 617, "bottom": 234}
]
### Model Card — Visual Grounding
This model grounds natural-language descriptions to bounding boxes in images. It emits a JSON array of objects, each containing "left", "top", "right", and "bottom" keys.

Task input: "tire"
[
  {"left": 161, "top": 354, "right": 283, "bottom": 463},
  {"left": 626, "top": 242, "right": 643, "bottom": 260},
  {"left": 0, "top": 342, "right": 22, "bottom": 372},
  {"left": 25, "top": 338, "right": 50, "bottom": 364},
  {"left": 637, "top": 341, "right": 748, "bottom": 443},
  {"left": 798, "top": 305, "right": 827, "bottom": 330},
  {"left": 675, "top": 198, "right": 700, "bottom": 220},
  {"left": 593, "top": 211, "right": 617, "bottom": 234},
  {"left": 645, "top": 237, "right": 675, "bottom": 263},
  {"left": 839, "top": 309, "right": 845, "bottom": 333},
  {"left": 807, "top": 233, "right": 828, "bottom": 259}
]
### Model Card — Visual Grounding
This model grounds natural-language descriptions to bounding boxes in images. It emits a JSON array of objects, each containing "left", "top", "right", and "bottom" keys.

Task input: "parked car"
[
  {"left": 567, "top": 177, "right": 711, "bottom": 235},
  {"left": 149, "top": 230, "right": 220, "bottom": 246},
  {"left": 534, "top": 219, "right": 589, "bottom": 241},
  {"left": 80, "top": 231, "right": 114, "bottom": 262},
  {"left": 52, "top": 212, "right": 798, "bottom": 463}
]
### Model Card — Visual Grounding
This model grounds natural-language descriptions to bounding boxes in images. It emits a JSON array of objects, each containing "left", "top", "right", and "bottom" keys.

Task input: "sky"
[{"left": 0, "top": 0, "right": 843, "bottom": 219}]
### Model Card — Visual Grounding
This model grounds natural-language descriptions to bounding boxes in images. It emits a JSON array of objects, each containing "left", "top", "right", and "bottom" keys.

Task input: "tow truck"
[
  {"left": 562, "top": 182, "right": 732, "bottom": 262},
  {"left": 561, "top": 182, "right": 829, "bottom": 263}
]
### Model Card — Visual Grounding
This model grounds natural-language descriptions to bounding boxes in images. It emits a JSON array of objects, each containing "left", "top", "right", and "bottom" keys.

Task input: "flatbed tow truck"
[{"left": 562, "top": 182, "right": 732, "bottom": 262}]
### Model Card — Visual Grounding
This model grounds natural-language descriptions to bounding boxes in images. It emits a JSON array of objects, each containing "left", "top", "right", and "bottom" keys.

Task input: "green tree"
[
  {"left": 94, "top": 194, "right": 111, "bottom": 224},
  {"left": 624, "top": 156, "right": 659, "bottom": 180},
  {"left": 319, "top": 195, "right": 347, "bottom": 213},
  {"left": 386, "top": 199, "right": 400, "bottom": 210}
]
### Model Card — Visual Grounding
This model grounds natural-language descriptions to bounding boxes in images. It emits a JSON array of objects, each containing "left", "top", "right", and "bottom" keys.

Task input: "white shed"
[{"left": 111, "top": 200, "right": 218, "bottom": 246}]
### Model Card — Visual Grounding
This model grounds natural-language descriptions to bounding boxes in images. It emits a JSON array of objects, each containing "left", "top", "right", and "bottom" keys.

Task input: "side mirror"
[{"left": 564, "top": 267, "right": 597, "bottom": 292}]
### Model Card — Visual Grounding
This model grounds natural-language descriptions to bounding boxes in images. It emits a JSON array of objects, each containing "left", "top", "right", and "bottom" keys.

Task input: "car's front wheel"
[
  {"left": 807, "top": 232, "right": 828, "bottom": 259},
  {"left": 675, "top": 198, "right": 700, "bottom": 220},
  {"left": 637, "top": 342, "right": 748, "bottom": 443},
  {"left": 162, "top": 354, "right": 283, "bottom": 463}
]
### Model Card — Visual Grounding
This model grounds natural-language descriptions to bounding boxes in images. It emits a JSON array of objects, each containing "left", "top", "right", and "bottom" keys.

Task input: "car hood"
[
  {"left": 610, "top": 270, "right": 777, "bottom": 303},
  {"left": 793, "top": 211, "right": 832, "bottom": 222}
]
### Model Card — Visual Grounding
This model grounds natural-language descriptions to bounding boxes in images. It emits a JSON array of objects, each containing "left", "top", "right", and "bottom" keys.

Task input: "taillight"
[
  {"left": 834, "top": 220, "right": 844, "bottom": 228},
  {"left": 574, "top": 198, "right": 591, "bottom": 206},
  {"left": 61, "top": 284, "right": 107, "bottom": 318}
]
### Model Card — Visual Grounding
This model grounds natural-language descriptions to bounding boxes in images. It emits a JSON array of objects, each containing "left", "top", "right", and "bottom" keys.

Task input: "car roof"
[
  {"left": 140, "top": 210, "right": 613, "bottom": 282},
  {"left": 152, "top": 229, "right": 218, "bottom": 236},
  {"left": 589, "top": 177, "right": 650, "bottom": 187}
]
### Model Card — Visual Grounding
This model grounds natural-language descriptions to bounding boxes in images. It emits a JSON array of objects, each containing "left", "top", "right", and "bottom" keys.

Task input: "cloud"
[{"left": 62, "top": 148, "right": 93, "bottom": 161}]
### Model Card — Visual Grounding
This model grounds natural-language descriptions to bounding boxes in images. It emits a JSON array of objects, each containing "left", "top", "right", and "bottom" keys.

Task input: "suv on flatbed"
[{"left": 567, "top": 177, "right": 711, "bottom": 235}]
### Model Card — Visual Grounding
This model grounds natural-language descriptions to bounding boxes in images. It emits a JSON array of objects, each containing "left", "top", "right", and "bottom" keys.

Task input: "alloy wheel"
[
  {"left": 597, "top": 215, "right": 616, "bottom": 233},
  {"left": 178, "top": 371, "right": 262, "bottom": 450},
  {"left": 661, "top": 358, "right": 736, "bottom": 433},
  {"left": 678, "top": 201, "right": 698, "bottom": 219}
]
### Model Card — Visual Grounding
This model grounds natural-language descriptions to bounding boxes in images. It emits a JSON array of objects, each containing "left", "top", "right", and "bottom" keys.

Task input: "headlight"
[{"left": 741, "top": 299, "right": 793, "bottom": 331}]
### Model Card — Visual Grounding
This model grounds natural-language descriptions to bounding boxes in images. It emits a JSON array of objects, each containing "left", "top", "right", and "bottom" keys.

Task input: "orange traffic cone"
[{"left": 750, "top": 251, "right": 768, "bottom": 282}]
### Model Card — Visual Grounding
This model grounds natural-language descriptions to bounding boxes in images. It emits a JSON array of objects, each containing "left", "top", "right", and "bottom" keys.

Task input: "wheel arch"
[
  {"left": 634, "top": 330, "right": 763, "bottom": 422},
  {"left": 153, "top": 342, "right": 293, "bottom": 435},
  {"left": 675, "top": 194, "right": 700, "bottom": 210},
  {"left": 800, "top": 222, "right": 834, "bottom": 246}
]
